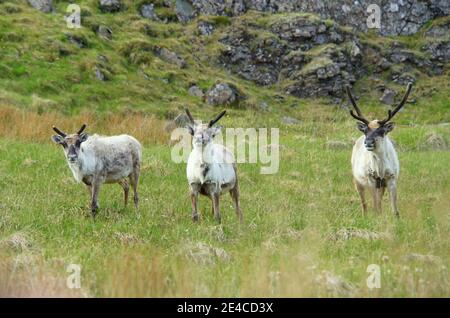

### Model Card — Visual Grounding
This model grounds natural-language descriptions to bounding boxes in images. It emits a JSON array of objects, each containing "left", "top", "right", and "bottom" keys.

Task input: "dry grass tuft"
[
  {"left": 420, "top": 133, "right": 448, "bottom": 151},
  {"left": 329, "top": 228, "right": 392, "bottom": 241},
  {"left": 314, "top": 270, "right": 357, "bottom": 297},
  {"left": 100, "top": 252, "right": 171, "bottom": 297},
  {"left": 114, "top": 232, "right": 141, "bottom": 245},
  {"left": 0, "top": 105, "right": 168, "bottom": 145},
  {"left": 1, "top": 232, "right": 33, "bottom": 253},
  {"left": 0, "top": 253, "right": 88, "bottom": 298},
  {"left": 184, "top": 242, "right": 231, "bottom": 265},
  {"left": 405, "top": 253, "right": 442, "bottom": 264}
]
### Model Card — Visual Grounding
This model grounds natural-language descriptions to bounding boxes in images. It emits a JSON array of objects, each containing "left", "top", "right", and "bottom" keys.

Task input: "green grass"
[{"left": 0, "top": 117, "right": 449, "bottom": 297}]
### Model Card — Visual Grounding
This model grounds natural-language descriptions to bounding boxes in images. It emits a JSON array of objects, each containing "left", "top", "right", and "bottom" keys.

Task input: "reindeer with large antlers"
[
  {"left": 51, "top": 124, "right": 142, "bottom": 217},
  {"left": 346, "top": 83, "right": 413, "bottom": 216},
  {"left": 185, "top": 109, "right": 243, "bottom": 223}
]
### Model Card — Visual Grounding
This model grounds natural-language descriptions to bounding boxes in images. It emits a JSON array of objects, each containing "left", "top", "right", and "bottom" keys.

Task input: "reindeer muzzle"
[{"left": 364, "top": 139, "right": 375, "bottom": 151}]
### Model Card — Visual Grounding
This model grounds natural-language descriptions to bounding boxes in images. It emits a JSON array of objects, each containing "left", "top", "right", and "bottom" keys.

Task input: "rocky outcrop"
[
  {"left": 270, "top": 15, "right": 346, "bottom": 49},
  {"left": 27, "top": 0, "right": 52, "bottom": 13},
  {"left": 65, "top": 33, "right": 89, "bottom": 48},
  {"left": 155, "top": 47, "right": 187, "bottom": 68},
  {"left": 94, "top": 67, "right": 106, "bottom": 81},
  {"left": 140, "top": 4, "right": 160, "bottom": 21},
  {"left": 99, "top": 0, "right": 123, "bottom": 13},
  {"left": 175, "top": 0, "right": 196, "bottom": 23},
  {"left": 205, "top": 82, "right": 239, "bottom": 106},
  {"left": 220, "top": 27, "right": 284, "bottom": 86},
  {"left": 96, "top": 25, "right": 113, "bottom": 40},
  {"left": 220, "top": 15, "right": 363, "bottom": 97},
  {"left": 426, "top": 21, "right": 450, "bottom": 37},
  {"left": 192, "top": 0, "right": 245, "bottom": 16},
  {"left": 283, "top": 45, "right": 362, "bottom": 98},
  {"left": 198, "top": 21, "right": 214, "bottom": 36},
  {"left": 423, "top": 40, "right": 450, "bottom": 63},
  {"left": 182, "top": 0, "right": 450, "bottom": 36},
  {"left": 188, "top": 85, "right": 204, "bottom": 97},
  {"left": 387, "top": 42, "right": 445, "bottom": 75},
  {"left": 379, "top": 88, "right": 396, "bottom": 105}
]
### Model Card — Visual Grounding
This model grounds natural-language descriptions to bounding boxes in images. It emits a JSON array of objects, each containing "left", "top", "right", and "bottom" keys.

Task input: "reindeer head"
[
  {"left": 346, "top": 83, "right": 412, "bottom": 152},
  {"left": 185, "top": 109, "right": 226, "bottom": 148},
  {"left": 51, "top": 124, "right": 88, "bottom": 163}
]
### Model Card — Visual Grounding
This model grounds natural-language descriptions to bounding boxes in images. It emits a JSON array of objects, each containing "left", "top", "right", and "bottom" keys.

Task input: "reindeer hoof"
[
  {"left": 91, "top": 206, "right": 99, "bottom": 218},
  {"left": 192, "top": 213, "right": 199, "bottom": 222}
]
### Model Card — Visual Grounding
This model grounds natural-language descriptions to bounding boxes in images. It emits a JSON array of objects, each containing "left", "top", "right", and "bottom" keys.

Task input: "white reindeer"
[
  {"left": 185, "top": 109, "right": 243, "bottom": 223},
  {"left": 51, "top": 124, "right": 142, "bottom": 217},
  {"left": 346, "top": 83, "right": 413, "bottom": 216}
]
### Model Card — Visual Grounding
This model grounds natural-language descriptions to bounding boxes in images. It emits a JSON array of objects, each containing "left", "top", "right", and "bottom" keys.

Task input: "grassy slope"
[
  {"left": 0, "top": 1, "right": 449, "bottom": 121},
  {"left": 0, "top": 1, "right": 449, "bottom": 297}
]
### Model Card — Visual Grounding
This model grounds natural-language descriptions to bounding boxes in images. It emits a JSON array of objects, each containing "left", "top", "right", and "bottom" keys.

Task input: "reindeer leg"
[
  {"left": 230, "top": 182, "right": 243, "bottom": 223},
  {"left": 353, "top": 179, "right": 367, "bottom": 215},
  {"left": 130, "top": 164, "right": 140, "bottom": 209},
  {"left": 119, "top": 179, "right": 129, "bottom": 206},
  {"left": 85, "top": 184, "right": 92, "bottom": 197},
  {"left": 190, "top": 184, "right": 200, "bottom": 222},
  {"left": 354, "top": 180, "right": 367, "bottom": 214},
  {"left": 212, "top": 192, "right": 221, "bottom": 223},
  {"left": 85, "top": 184, "right": 92, "bottom": 211},
  {"left": 372, "top": 187, "right": 382, "bottom": 214},
  {"left": 381, "top": 185, "right": 386, "bottom": 211},
  {"left": 191, "top": 193, "right": 199, "bottom": 222},
  {"left": 387, "top": 179, "right": 399, "bottom": 217},
  {"left": 91, "top": 180, "right": 101, "bottom": 218}
]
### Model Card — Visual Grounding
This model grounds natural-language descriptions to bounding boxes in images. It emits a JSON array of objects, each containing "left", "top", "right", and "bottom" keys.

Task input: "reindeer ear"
[
  {"left": 186, "top": 124, "right": 194, "bottom": 136},
  {"left": 210, "top": 125, "right": 222, "bottom": 138},
  {"left": 356, "top": 122, "right": 367, "bottom": 133},
  {"left": 384, "top": 122, "right": 395, "bottom": 133},
  {"left": 51, "top": 135, "right": 64, "bottom": 144},
  {"left": 79, "top": 133, "right": 89, "bottom": 143}
]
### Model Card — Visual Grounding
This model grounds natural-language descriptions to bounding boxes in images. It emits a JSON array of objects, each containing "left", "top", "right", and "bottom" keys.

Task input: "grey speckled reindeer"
[
  {"left": 51, "top": 124, "right": 142, "bottom": 217},
  {"left": 185, "top": 109, "right": 243, "bottom": 224}
]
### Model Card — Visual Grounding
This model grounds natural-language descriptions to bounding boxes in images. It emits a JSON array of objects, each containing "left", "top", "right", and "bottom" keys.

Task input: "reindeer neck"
[{"left": 193, "top": 143, "right": 214, "bottom": 163}]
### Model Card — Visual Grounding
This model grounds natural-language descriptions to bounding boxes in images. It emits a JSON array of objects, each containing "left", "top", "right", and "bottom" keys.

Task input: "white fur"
[
  {"left": 68, "top": 134, "right": 142, "bottom": 183},
  {"left": 351, "top": 135, "right": 399, "bottom": 186},
  {"left": 352, "top": 133, "right": 401, "bottom": 215},
  {"left": 187, "top": 142, "right": 236, "bottom": 193}
]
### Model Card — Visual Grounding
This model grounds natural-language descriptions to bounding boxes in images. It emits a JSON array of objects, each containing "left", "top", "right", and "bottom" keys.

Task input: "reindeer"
[
  {"left": 346, "top": 83, "right": 413, "bottom": 216},
  {"left": 51, "top": 124, "right": 142, "bottom": 217},
  {"left": 185, "top": 109, "right": 243, "bottom": 223}
]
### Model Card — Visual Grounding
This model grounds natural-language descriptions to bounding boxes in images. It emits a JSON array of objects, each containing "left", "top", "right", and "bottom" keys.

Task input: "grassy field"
[
  {"left": 0, "top": 1, "right": 449, "bottom": 297},
  {"left": 0, "top": 107, "right": 449, "bottom": 297}
]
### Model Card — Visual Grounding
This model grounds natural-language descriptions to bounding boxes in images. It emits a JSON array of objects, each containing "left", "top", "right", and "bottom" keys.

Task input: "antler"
[
  {"left": 378, "top": 82, "right": 413, "bottom": 125},
  {"left": 77, "top": 124, "right": 87, "bottom": 135},
  {"left": 185, "top": 108, "right": 195, "bottom": 124},
  {"left": 52, "top": 126, "right": 66, "bottom": 137},
  {"left": 346, "top": 85, "right": 369, "bottom": 125},
  {"left": 208, "top": 110, "right": 226, "bottom": 127}
]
